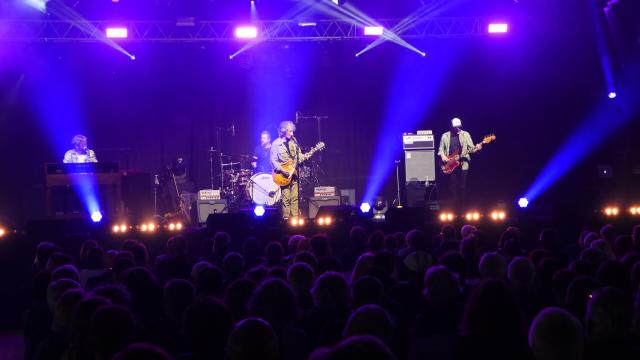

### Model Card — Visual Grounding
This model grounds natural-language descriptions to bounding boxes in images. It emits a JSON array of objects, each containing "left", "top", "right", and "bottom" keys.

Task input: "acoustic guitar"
[
  {"left": 273, "top": 141, "right": 325, "bottom": 186},
  {"left": 441, "top": 134, "right": 496, "bottom": 174}
]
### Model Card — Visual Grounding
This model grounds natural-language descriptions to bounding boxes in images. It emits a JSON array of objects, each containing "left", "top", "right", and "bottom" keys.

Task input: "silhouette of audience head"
[
  {"left": 508, "top": 257, "right": 536, "bottom": 290},
  {"left": 479, "top": 252, "right": 506, "bottom": 281},
  {"left": 529, "top": 307, "right": 583, "bottom": 360},
  {"left": 343, "top": 304, "right": 395, "bottom": 344},
  {"left": 226, "top": 318, "right": 279, "bottom": 360}
]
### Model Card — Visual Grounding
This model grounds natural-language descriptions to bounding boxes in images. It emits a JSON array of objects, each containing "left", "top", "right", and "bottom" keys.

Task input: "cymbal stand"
[
  {"left": 209, "top": 147, "right": 216, "bottom": 190},
  {"left": 153, "top": 174, "right": 160, "bottom": 216}
]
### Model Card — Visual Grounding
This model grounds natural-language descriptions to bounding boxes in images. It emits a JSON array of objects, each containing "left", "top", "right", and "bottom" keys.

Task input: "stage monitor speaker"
[
  {"left": 404, "top": 150, "right": 435, "bottom": 183},
  {"left": 197, "top": 199, "right": 228, "bottom": 224},
  {"left": 308, "top": 196, "right": 341, "bottom": 219}
]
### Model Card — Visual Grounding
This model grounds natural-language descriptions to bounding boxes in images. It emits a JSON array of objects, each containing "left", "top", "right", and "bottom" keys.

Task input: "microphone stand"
[
  {"left": 295, "top": 111, "right": 328, "bottom": 142},
  {"left": 293, "top": 136, "right": 302, "bottom": 217},
  {"left": 394, "top": 160, "right": 403, "bottom": 208}
]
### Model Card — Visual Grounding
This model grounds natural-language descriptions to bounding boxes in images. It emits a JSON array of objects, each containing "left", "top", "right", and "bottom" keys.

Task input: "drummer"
[{"left": 252, "top": 130, "right": 273, "bottom": 173}]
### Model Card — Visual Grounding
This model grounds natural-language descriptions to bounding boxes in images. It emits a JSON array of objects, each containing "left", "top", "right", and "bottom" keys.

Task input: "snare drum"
[{"left": 246, "top": 172, "right": 281, "bottom": 206}]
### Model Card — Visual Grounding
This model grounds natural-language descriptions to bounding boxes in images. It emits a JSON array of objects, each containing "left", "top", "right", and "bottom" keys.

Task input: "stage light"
[
  {"left": 90, "top": 211, "right": 103, "bottom": 223},
  {"left": 370, "top": 197, "right": 388, "bottom": 221},
  {"left": 332, "top": 0, "right": 347, "bottom": 5},
  {"left": 138, "top": 222, "right": 156, "bottom": 232},
  {"left": 0, "top": 228, "right": 6, "bottom": 238},
  {"left": 235, "top": 26, "right": 258, "bottom": 39},
  {"left": 518, "top": 198, "right": 529, "bottom": 208},
  {"left": 629, "top": 207, "right": 640, "bottom": 216},
  {"left": 167, "top": 222, "right": 183, "bottom": 231},
  {"left": 24, "top": 0, "right": 47, "bottom": 12},
  {"left": 465, "top": 211, "right": 481, "bottom": 222},
  {"left": 317, "top": 217, "right": 333, "bottom": 226},
  {"left": 112, "top": 223, "right": 127, "bottom": 234},
  {"left": 360, "top": 202, "right": 371, "bottom": 214},
  {"left": 290, "top": 217, "right": 306, "bottom": 227},
  {"left": 298, "top": 22, "right": 317, "bottom": 27},
  {"left": 604, "top": 207, "right": 619, "bottom": 217},
  {"left": 254, "top": 205, "right": 266, "bottom": 217},
  {"left": 488, "top": 23, "right": 508, "bottom": 34},
  {"left": 364, "top": 26, "right": 384, "bottom": 36},
  {"left": 490, "top": 210, "right": 507, "bottom": 221},
  {"left": 439, "top": 212, "right": 455, "bottom": 223},
  {"left": 106, "top": 27, "right": 128, "bottom": 39},
  {"left": 608, "top": 92, "right": 617, "bottom": 99}
]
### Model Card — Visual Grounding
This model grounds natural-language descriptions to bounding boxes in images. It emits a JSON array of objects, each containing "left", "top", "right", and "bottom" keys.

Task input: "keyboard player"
[{"left": 63, "top": 134, "right": 98, "bottom": 163}]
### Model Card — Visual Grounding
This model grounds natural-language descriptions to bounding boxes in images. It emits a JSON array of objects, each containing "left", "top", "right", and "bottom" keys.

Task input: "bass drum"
[{"left": 246, "top": 172, "right": 281, "bottom": 206}]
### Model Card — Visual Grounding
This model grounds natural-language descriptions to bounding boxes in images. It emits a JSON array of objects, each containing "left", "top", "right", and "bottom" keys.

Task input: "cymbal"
[{"left": 221, "top": 162, "right": 240, "bottom": 167}]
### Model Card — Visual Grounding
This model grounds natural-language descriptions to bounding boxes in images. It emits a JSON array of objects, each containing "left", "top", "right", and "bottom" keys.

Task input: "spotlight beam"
[
  {"left": 230, "top": 2, "right": 316, "bottom": 59},
  {"left": 43, "top": 0, "right": 135, "bottom": 59},
  {"left": 355, "top": 0, "right": 453, "bottom": 57},
  {"left": 308, "top": 0, "right": 426, "bottom": 56},
  {"left": 523, "top": 74, "right": 637, "bottom": 203}
]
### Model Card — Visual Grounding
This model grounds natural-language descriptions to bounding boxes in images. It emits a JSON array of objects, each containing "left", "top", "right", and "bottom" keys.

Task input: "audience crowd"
[{"left": 22, "top": 222, "right": 640, "bottom": 360}]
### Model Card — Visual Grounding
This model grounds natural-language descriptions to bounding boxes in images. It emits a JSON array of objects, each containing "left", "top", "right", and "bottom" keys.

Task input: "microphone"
[
  {"left": 268, "top": 191, "right": 276, "bottom": 197},
  {"left": 230, "top": 123, "right": 236, "bottom": 137},
  {"left": 295, "top": 111, "right": 301, "bottom": 124}
]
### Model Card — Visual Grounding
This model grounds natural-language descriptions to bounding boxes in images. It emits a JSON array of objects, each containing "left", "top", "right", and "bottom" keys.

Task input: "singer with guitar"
[
  {"left": 438, "top": 118, "right": 492, "bottom": 209},
  {"left": 271, "top": 120, "right": 325, "bottom": 219}
]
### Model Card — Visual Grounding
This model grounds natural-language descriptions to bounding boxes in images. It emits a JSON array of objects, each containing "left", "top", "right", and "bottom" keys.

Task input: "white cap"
[{"left": 451, "top": 118, "right": 462, "bottom": 128}]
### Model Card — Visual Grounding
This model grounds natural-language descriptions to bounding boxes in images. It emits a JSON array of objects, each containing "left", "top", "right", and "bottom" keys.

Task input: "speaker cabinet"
[
  {"left": 197, "top": 199, "right": 228, "bottom": 224},
  {"left": 404, "top": 150, "right": 435, "bottom": 183},
  {"left": 308, "top": 196, "right": 341, "bottom": 219}
]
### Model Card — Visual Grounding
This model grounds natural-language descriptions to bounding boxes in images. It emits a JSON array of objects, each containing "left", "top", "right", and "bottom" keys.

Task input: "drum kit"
[{"left": 219, "top": 154, "right": 282, "bottom": 207}]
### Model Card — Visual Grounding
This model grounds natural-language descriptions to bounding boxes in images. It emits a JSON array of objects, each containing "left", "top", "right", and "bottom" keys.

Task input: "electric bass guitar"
[
  {"left": 441, "top": 134, "right": 495, "bottom": 174},
  {"left": 273, "top": 142, "right": 325, "bottom": 186}
]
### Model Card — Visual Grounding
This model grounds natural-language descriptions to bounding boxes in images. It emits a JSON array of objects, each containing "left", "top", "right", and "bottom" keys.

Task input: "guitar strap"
[{"left": 284, "top": 140, "right": 294, "bottom": 160}]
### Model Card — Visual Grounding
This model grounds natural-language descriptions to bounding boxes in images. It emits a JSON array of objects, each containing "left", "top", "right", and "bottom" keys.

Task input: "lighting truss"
[{"left": 0, "top": 17, "right": 483, "bottom": 42}]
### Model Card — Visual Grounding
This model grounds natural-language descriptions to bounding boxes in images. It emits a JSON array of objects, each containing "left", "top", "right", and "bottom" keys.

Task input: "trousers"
[
  {"left": 281, "top": 180, "right": 299, "bottom": 218},
  {"left": 449, "top": 165, "right": 468, "bottom": 210}
]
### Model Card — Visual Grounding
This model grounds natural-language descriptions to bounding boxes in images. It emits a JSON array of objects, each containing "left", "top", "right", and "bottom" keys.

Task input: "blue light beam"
[{"left": 523, "top": 97, "right": 634, "bottom": 203}]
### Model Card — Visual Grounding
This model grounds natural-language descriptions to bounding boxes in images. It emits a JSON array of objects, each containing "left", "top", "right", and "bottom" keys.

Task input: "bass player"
[{"left": 437, "top": 117, "right": 482, "bottom": 209}]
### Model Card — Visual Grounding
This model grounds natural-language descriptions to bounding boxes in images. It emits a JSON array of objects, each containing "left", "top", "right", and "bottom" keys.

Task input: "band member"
[
  {"left": 63, "top": 134, "right": 98, "bottom": 163},
  {"left": 252, "top": 130, "right": 273, "bottom": 173},
  {"left": 271, "top": 121, "right": 307, "bottom": 219},
  {"left": 437, "top": 118, "right": 481, "bottom": 208}
]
